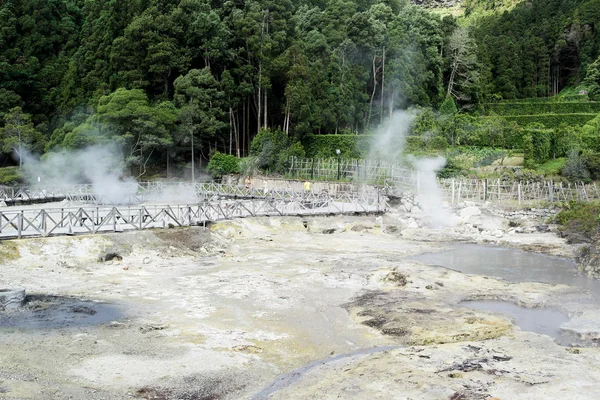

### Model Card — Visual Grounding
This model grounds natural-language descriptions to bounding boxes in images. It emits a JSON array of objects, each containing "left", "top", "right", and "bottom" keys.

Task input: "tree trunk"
[
  {"left": 380, "top": 45, "right": 386, "bottom": 125},
  {"left": 264, "top": 89, "right": 268, "bottom": 129},
  {"left": 191, "top": 129, "right": 195, "bottom": 183},
  {"left": 229, "top": 107, "right": 233, "bottom": 155},
  {"left": 367, "top": 54, "right": 378, "bottom": 127},
  {"left": 242, "top": 100, "right": 246, "bottom": 157},
  {"left": 257, "top": 60, "right": 262, "bottom": 134},
  {"left": 389, "top": 87, "right": 394, "bottom": 118}
]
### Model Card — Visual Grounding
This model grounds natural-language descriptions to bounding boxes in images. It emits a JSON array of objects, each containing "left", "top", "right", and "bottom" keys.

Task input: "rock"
[
  {"left": 535, "top": 225, "right": 550, "bottom": 233},
  {"left": 322, "top": 228, "right": 336, "bottom": 234},
  {"left": 143, "top": 257, "right": 152, "bottom": 265},
  {"left": 0, "top": 288, "right": 26, "bottom": 310},
  {"left": 410, "top": 205, "right": 421, "bottom": 214},
  {"left": 98, "top": 252, "right": 123, "bottom": 262},
  {"left": 459, "top": 206, "right": 481, "bottom": 219},
  {"left": 384, "top": 225, "right": 399, "bottom": 234},
  {"left": 0, "top": 201, "right": 6, "bottom": 207},
  {"left": 492, "top": 230, "right": 504, "bottom": 238},
  {"left": 384, "top": 270, "right": 408, "bottom": 286}
]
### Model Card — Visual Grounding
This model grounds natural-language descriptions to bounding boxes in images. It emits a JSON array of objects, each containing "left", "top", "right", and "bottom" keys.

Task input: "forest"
[{"left": 1, "top": 0, "right": 600, "bottom": 180}]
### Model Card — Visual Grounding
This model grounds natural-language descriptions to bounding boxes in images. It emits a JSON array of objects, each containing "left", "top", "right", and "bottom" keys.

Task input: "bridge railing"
[{"left": 0, "top": 191, "right": 387, "bottom": 240}]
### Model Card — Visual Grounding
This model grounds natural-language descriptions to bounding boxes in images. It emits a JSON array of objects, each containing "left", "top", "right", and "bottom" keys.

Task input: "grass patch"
[{"left": 536, "top": 158, "right": 567, "bottom": 175}]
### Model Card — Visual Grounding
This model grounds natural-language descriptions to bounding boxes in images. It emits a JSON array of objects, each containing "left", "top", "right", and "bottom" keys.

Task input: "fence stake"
[{"left": 484, "top": 179, "right": 488, "bottom": 202}]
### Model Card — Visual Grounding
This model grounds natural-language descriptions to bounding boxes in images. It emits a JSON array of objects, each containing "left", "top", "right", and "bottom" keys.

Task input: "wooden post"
[
  {"left": 484, "top": 179, "right": 488, "bottom": 202},
  {"left": 518, "top": 183, "right": 522, "bottom": 205},
  {"left": 497, "top": 179, "right": 500, "bottom": 201},
  {"left": 18, "top": 211, "right": 23, "bottom": 239},
  {"left": 549, "top": 180, "right": 554, "bottom": 202},
  {"left": 451, "top": 179, "right": 455, "bottom": 204}
]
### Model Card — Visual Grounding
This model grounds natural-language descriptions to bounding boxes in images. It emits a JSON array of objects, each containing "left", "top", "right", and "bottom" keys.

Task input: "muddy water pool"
[
  {"left": 411, "top": 244, "right": 600, "bottom": 345},
  {"left": 410, "top": 244, "right": 599, "bottom": 297}
]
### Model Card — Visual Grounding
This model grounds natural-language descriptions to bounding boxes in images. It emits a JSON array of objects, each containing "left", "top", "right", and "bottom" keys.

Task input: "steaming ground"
[{"left": 1, "top": 206, "right": 600, "bottom": 399}]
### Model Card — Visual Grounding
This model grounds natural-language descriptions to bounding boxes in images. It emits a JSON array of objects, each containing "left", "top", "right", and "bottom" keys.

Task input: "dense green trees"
[{"left": 1, "top": 0, "right": 600, "bottom": 174}]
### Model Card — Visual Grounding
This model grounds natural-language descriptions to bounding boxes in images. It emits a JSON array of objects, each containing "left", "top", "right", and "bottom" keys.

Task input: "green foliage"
[
  {"left": 0, "top": 167, "right": 23, "bottom": 185},
  {"left": 0, "top": 107, "right": 44, "bottom": 167},
  {"left": 437, "top": 157, "right": 462, "bottom": 178},
  {"left": 584, "top": 56, "right": 600, "bottom": 100},
  {"left": 250, "top": 128, "right": 306, "bottom": 174},
  {"left": 206, "top": 152, "right": 241, "bottom": 178},
  {"left": 93, "top": 88, "right": 176, "bottom": 174},
  {"left": 2, "top": 0, "right": 600, "bottom": 176},
  {"left": 492, "top": 114, "right": 597, "bottom": 128},
  {"left": 523, "top": 134, "right": 536, "bottom": 169},
  {"left": 556, "top": 201, "right": 600, "bottom": 238},
  {"left": 439, "top": 97, "right": 458, "bottom": 115},
  {"left": 302, "top": 134, "right": 371, "bottom": 158},
  {"left": 484, "top": 102, "right": 600, "bottom": 116},
  {"left": 562, "top": 149, "right": 590, "bottom": 182},
  {"left": 583, "top": 151, "right": 600, "bottom": 181},
  {"left": 536, "top": 158, "right": 567, "bottom": 176}
]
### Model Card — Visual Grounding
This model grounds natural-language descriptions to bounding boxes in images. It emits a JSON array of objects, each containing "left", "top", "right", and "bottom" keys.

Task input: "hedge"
[
  {"left": 483, "top": 102, "right": 600, "bottom": 116},
  {"left": 487, "top": 113, "right": 597, "bottom": 127},
  {"left": 493, "top": 95, "right": 589, "bottom": 103},
  {"left": 302, "top": 134, "right": 373, "bottom": 158}
]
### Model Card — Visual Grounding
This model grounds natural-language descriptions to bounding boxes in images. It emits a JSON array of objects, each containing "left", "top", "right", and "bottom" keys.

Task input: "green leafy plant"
[{"left": 206, "top": 152, "right": 241, "bottom": 178}]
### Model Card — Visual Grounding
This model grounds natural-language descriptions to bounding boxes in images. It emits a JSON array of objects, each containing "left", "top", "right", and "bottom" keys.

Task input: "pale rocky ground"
[{"left": 0, "top": 199, "right": 599, "bottom": 400}]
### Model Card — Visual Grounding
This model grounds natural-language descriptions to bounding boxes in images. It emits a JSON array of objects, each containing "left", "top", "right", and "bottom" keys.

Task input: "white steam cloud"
[
  {"left": 23, "top": 144, "right": 139, "bottom": 204},
  {"left": 370, "top": 110, "right": 454, "bottom": 228},
  {"left": 408, "top": 155, "right": 455, "bottom": 228},
  {"left": 368, "top": 111, "right": 415, "bottom": 162}
]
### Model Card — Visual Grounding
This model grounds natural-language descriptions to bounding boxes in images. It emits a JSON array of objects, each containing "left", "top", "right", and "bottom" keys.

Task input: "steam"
[
  {"left": 408, "top": 155, "right": 454, "bottom": 228},
  {"left": 23, "top": 144, "right": 139, "bottom": 204},
  {"left": 368, "top": 111, "right": 415, "bottom": 162},
  {"left": 369, "top": 110, "right": 454, "bottom": 228}
]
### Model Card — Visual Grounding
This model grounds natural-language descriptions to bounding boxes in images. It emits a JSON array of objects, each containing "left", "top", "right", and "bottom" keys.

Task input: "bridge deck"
[{"left": 0, "top": 195, "right": 386, "bottom": 240}]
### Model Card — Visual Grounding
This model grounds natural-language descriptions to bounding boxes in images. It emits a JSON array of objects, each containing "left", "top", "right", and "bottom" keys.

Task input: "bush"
[
  {"left": 583, "top": 151, "right": 600, "bottom": 180},
  {"left": 501, "top": 113, "right": 597, "bottom": 127},
  {"left": 523, "top": 134, "right": 536, "bottom": 169},
  {"left": 250, "top": 128, "right": 306, "bottom": 174},
  {"left": 561, "top": 149, "right": 590, "bottom": 182},
  {"left": 556, "top": 201, "right": 600, "bottom": 239},
  {"left": 0, "top": 166, "right": 23, "bottom": 185},
  {"left": 437, "top": 157, "right": 462, "bottom": 178},
  {"left": 206, "top": 152, "right": 241, "bottom": 178}
]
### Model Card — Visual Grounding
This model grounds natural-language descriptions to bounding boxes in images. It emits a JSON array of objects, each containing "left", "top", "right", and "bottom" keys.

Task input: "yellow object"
[{"left": 304, "top": 180, "right": 311, "bottom": 191}]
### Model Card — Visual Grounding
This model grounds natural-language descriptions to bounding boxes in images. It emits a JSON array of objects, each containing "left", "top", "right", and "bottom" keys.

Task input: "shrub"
[
  {"left": 501, "top": 113, "right": 597, "bottom": 127},
  {"left": 206, "top": 152, "right": 241, "bottom": 178},
  {"left": 0, "top": 166, "right": 23, "bottom": 185},
  {"left": 250, "top": 128, "right": 306, "bottom": 174},
  {"left": 556, "top": 201, "right": 600, "bottom": 238},
  {"left": 561, "top": 149, "right": 590, "bottom": 182}
]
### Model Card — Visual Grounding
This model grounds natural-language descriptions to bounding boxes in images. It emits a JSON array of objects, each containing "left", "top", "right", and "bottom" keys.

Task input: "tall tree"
[
  {"left": 0, "top": 107, "right": 42, "bottom": 169},
  {"left": 174, "top": 68, "right": 227, "bottom": 181}
]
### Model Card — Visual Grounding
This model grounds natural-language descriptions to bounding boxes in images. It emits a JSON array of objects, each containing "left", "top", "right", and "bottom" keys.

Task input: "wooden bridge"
[{"left": 0, "top": 188, "right": 386, "bottom": 240}]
